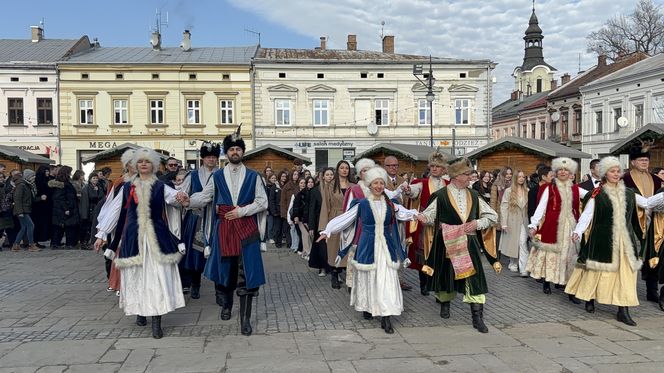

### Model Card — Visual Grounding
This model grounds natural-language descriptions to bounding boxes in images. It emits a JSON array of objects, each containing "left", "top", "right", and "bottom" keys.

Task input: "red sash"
[{"left": 216, "top": 204, "right": 258, "bottom": 257}]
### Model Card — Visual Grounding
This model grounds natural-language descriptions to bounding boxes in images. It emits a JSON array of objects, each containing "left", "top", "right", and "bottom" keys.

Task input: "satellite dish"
[
  {"left": 367, "top": 122, "right": 378, "bottom": 135},
  {"left": 550, "top": 112, "right": 560, "bottom": 122},
  {"left": 617, "top": 116, "right": 628, "bottom": 128}
]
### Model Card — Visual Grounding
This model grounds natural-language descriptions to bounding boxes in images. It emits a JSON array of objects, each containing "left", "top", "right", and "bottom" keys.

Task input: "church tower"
[{"left": 512, "top": 1, "right": 556, "bottom": 95}]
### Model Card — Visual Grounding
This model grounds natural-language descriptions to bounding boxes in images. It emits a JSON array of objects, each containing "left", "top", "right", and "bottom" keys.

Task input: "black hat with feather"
[
  {"left": 200, "top": 141, "right": 221, "bottom": 158},
  {"left": 223, "top": 123, "right": 245, "bottom": 154}
]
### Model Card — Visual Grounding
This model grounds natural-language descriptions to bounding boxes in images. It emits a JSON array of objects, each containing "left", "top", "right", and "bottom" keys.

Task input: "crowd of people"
[{"left": 3, "top": 134, "right": 664, "bottom": 339}]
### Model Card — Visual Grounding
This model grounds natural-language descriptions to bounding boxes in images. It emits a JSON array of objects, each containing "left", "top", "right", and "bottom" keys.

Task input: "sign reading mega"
[{"left": 89, "top": 141, "right": 118, "bottom": 149}]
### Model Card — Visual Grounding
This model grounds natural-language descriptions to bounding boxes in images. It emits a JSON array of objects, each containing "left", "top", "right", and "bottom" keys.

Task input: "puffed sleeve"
[
  {"left": 574, "top": 198, "right": 595, "bottom": 236},
  {"left": 95, "top": 186, "right": 124, "bottom": 241},
  {"left": 529, "top": 187, "right": 549, "bottom": 229},
  {"left": 320, "top": 204, "right": 359, "bottom": 237}
]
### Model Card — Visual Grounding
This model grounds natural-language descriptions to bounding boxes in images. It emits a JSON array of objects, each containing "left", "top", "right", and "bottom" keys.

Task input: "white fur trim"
[
  {"left": 585, "top": 182, "right": 642, "bottom": 272},
  {"left": 364, "top": 167, "right": 388, "bottom": 185},
  {"left": 598, "top": 156, "right": 622, "bottom": 179},
  {"left": 121, "top": 149, "right": 136, "bottom": 167},
  {"left": 354, "top": 158, "right": 376, "bottom": 174},
  {"left": 551, "top": 157, "right": 578, "bottom": 174},
  {"left": 131, "top": 148, "right": 161, "bottom": 174},
  {"left": 115, "top": 176, "right": 183, "bottom": 268},
  {"left": 533, "top": 179, "right": 576, "bottom": 254}
]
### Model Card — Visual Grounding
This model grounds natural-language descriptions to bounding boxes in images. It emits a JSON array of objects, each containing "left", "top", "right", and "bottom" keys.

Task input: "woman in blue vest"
[
  {"left": 318, "top": 167, "right": 418, "bottom": 334},
  {"left": 94, "top": 148, "right": 185, "bottom": 339}
]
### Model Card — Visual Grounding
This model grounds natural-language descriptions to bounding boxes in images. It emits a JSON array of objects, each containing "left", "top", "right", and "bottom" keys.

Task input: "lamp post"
[{"left": 414, "top": 56, "right": 435, "bottom": 147}]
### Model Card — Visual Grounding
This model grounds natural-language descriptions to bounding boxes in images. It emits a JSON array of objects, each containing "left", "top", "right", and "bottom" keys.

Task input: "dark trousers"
[
  {"left": 181, "top": 268, "right": 202, "bottom": 289},
  {"left": 272, "top": 216, "right": 290, "bottom": 247},
  {"left": 105, "top": 257, "right": 112, "bottom": 279},
  {"left": 51, "top": 225, "right": 78, "bottom": 248},
  {"left": 80, "top": 219, "right": 92, "bottom": 246},
  {"left": 214, "top": 254, "right": 259, "bottom": 308}
]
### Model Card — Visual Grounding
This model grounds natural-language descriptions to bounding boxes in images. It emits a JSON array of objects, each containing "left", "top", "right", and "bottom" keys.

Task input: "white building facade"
[
  {"left": 580, "top": 54, "right": 664, "bottom": 169},
  {"left": 253, "top": 37, "right": 495, "bottom": 170}
]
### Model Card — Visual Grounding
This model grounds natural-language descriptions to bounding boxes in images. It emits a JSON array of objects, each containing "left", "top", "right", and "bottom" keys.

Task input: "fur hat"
[
  {"left": 121, "top": 149, "right": 136, "bottom": 167},
  {"left": 363, "top": 166, "right": 388, "bottom": 185},
  {"left": 447, "top": 157, "right": 473, "bottom": 179},
  {"left": 551, "top": 157, "right": 578, "bottom": 174},
  {"left": 132, "top": 148, "right": 162, "bottom": 173},
  {"left": 223, "top": 124, "right": 246, "bottom": 154},
  {"left": 200, "top": 141, "right": 221, "bottom": 158},
  {"left": 598, "top": 156, "right": 622, "bottom": 178},
  {"left": 628, "top": 145, "right": 650, "bottom": 160},
  {"left": 428, "top": 149, "right": 448, "bottom": 167},
  {"left": 354, "top": 158, "right": 376, "bottom": 173}
]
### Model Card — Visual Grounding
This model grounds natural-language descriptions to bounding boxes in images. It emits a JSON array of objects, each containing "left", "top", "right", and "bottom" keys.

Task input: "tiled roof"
[
  {"left": 256, "top": 48, "right": 493, "bottom": 65},
  {"left": 492, "top": 91, "right": 549, "bottom": 121},
  {"left": 548, "top": 52, "right": 648, "bottom": 100},
  {"left": 582, "top": 53, "right": 664, "bottom": 90},
  {"left": 64, "top": 45, "right": 258, "bottom": 65},
  {"left": 0, "top": 39, "right": 84, "bottom": 64},
  {"left": 610, "top": 123, "right": 664, "bottom": 155}
]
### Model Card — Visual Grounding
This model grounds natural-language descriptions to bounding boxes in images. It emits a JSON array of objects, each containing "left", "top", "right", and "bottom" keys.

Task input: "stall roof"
[
  {"left": 352, "top": 143, "right": 448, "bottom": 163},
  {"left": 466, "top": 137, "right": 591, "bottom": 160},
  {"left": 610, "top": 123, "right": 664, "bottom": 155},
  {"left": 243, "top": 144, "right": 312, "bottom": 165},
  {"left": 81, "top": 143, "right": 170, "bottom": 163},
  {"left": 0, "top": 145, "right": 55, "bottom": 165}
]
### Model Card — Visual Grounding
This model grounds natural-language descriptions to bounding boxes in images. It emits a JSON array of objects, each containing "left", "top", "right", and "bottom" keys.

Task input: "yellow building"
[
  {"left": 511, "top": 6, "right": 556, "bottom": 95},
  {"left": 58, "top": 33, "right": 257, "bottom": 170}
]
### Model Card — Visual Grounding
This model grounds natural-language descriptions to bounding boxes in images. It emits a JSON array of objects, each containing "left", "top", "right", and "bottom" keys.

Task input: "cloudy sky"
[{"left": 4, "top": 0, "right": 657, "bottom": 102}]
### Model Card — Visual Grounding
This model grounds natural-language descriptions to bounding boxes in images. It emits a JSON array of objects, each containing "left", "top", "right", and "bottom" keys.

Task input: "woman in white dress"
[
  {"left": 94, "top": 148, "right": 186, "bottom": 339},
  {"left": 318, "top": 167, "right": 418, "bottom": 334}
]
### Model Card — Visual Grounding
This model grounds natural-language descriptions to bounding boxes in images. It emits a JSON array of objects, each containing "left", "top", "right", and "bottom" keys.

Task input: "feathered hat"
[
  {"left": 551, "top": 157, "right": 578, "bottom": 174},
  {"left": 447, "top": 157, "right": 473, "bottom": 179},
  {"left": 223, "top": 123, "right": 246, "bottom": 154},
  {"left": 363, "top": 166, "right": 388, "bottom": 185},
  {"left": 428, "top": 147, "right": 448, "bottom": 167},
  {"left": 628, "top": 139, "right": 653, "bottom": 160},
  {"left": 598, "top": 156, "right": 622, "bottom": 178},
  {"left": 131, "top": 147, "right": 162, "bottom": 173},
  {"left": 200, "top": 141, "right": 221, "bottom": 158}
]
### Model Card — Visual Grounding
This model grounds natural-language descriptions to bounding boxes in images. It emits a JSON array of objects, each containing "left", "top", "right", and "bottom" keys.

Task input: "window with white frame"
[
  {"left": 375, "top": 99, "right": 389, "bottom": 126},
  {"left": 275, "top": 99, "right": 291, "bottom": 126},
  {"left": 612, "top": 107, "right": 622, "bottom": 132},
  {"left": 220, "top": 100, "right": 234, "bottom": 124},
  {"left": 595, "top": 110, "right": 603, "bottom": 133},
  {"left": 79, "top": 99, "right": 94, "bottom": 124},
  {"left": 634, "top": 103, "right": 643, "bottom": 129},
  {"left": 530, "top": 122, "right": 536, "bottom": 138},
  {"left": 113, "top": 99, "right": 128, "bottom": 125},
  {"left": 187, "top": 99, "right": 201, "bottom": 124},
  {"left": 313, "top": 99, "right": 329, "bottom": 126},
  {"left": 539, "top": 121, "right": 545, "bottom": 139},
  {"left": 418, "top": 99, "right": 432, "bottom": 126},
  {"left": 455, "top": 99, "right": 470, "bottom": 125},
  {"left": 150, "top": 99, "right": 164, "bottom": 125}
]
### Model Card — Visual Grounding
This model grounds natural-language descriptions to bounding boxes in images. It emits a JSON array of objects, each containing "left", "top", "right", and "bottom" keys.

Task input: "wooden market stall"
[
  {"left": 81, "top": 143, "right": 169, "bottom": 176},
  {"left": 352, "top": 143, "right": 446, "bottom": 178},
  {"left": 0, "top": 145, "right": 54, "bottom": 171},
  {"left": 466, "top": 137, "right": 591, "bottom": 177},
  {"left": 610, "top": 123, "right": 664, "bottom": 166},
  {"left": 243, "top": 144, "right": 311, "bottom": 174}
]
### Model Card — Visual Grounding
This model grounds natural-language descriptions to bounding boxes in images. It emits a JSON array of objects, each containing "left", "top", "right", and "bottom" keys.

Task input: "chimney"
[
  {"left": 561, "top": 73, "right": 571, "bottom": 85},
  {"left": 319, "top": 36, "right": 327, "bottom": 51},
  {"left": 382, "top": 35, "right": 394, "bottom": 54},
  {"left": 598, "top": 54, "right": 607, "bottom": 67},
  {"left": 510, "top": 91, "right": 518, "bottom": 101},
  {"left": 180, "top": 30, "right": 192, "bottom": 52},
  {"left": 150, "top": 31, "right": 161, "bottom": 51},
  {"left": 31, "top": 26, "right": 43, "bottom": 43},
  {"left": 551, "top": 79, "right": 558, "bottom": 90},
  {"left": 347, "top": 34, "right": 357, "bottom": 51}
]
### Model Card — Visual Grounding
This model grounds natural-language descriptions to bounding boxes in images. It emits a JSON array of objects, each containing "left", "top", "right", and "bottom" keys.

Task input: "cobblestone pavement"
[{"left": 1, "top": 246, "right": 664, "bottom": 372}]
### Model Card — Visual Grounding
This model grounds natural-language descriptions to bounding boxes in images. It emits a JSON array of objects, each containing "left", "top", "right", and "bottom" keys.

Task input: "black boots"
[
  {"left": 362, "top": 311, "right": 373, "bottom": 320},
  {"left": 152, "top": 316, "right": 163, "bottom": 339},
  {"left": 239, "top": 294, "right": 254, "bottom": 336},
  {"left": 568, "top": 294, "right": 581, "bottom": 304},
  {"left": 190, "top": 285, "right": 200, "bottom": 299},
  {"left": 646, "top": 280, "right": 659, "bottom": 302},
  {"left": 419, "top": 272, "right": 429, "bottom": 296},
  {"left": 543, "top": 281, "right": 551, "bottom": 294},
  {"left": 220, "top": 291, "right": 234, "bottom": 321},
  {"left": 331, "top": 269, "right": 341, "bottom": 289},
  {"left": 440, "top": 301, "right": 450, "bottom": 319},
  {"left": 136, "top": 315, "right": 147, "bottom": 326},
  {"left": 617, "top": 306, "right": 637, "bottom": 326},
  {"left": 470, "top": 303, "right": 488, "bottom": 333},
  {"left": 585, "top": 300, "right": 595, "bottom": 313},
  {"left": 380, "top": 316, "right": 394, "bottom": 334}
]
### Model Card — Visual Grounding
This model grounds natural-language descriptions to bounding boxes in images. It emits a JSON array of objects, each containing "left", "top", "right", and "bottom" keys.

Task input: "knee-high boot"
[
  {"left": 239, "top": 294, "right": 254, "bottom": 336},
  {"left": 646, "top": 279, "right": 659, "bottom": 302},
  {"left": 418, "top": 271, "right": 429, "bottom": 296},
  {"left": 616, "top": 306, "right": 637, "bottom": 326},
  {"left": 151, "top": 315, "right": 163, "bottom": 339},
  {"left": 470, "top": 303, "right": 488, "bottom": 333}
]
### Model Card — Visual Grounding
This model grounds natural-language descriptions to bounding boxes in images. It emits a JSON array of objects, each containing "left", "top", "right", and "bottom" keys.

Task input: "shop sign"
[
  {"left": 343, "top": 149, "right": 355, "bottom": 161},
  {"left": 294, "top": 140, "right": 354, "bottom": 148},
  {"left": 89, "top": 141, "right": 118, "bottom": 149},
  {"left": 17, "top": 145, "right": 44, "bottom": 151}
]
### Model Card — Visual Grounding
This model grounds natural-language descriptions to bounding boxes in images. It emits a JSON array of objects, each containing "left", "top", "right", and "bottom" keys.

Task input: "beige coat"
[
  {"left": 499, "top": 186, "right": 528, "bottom": 258},
  {"left": 319, "top": 181, "right": 355, "bottom": 267}
]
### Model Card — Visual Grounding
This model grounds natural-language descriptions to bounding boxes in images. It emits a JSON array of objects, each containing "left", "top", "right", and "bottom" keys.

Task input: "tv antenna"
[
  {"left": 245, "top": 29, "right": 261, "bottom": 46},
  {"left": 40, "top": 17, "right": 45, "bottom": 36},
  {"left": 152, "top": 9, "right": 169, "bottom": 33},
  {"left": 380, "top": 21, "right": 385, "bottom": 39}
]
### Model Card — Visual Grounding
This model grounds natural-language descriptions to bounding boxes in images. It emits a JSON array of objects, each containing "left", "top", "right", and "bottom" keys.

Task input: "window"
[
  {"left": 313, "top": 99, "right": 329, "bottom": 126},
  {"left": 536, "top": 78, "right": 542, "bottom": 93},
  {"left": 79, "top": 99, "right": 94, "bottom": 124},
  {"left": 522, "top": 124, "right": 527, "bottom": 138},
  {"left": 8, "top": 98, "right": 24, "bottom": 125},
  {"left": 189, "top": 73, "right": 197, "bottom": 80},
  {"left": 377, "top": 73, "right": 385, "bottom": 78},
  {"left": 81, "top": 73, "right": 89, "bottom": 80},
  {"left": 187, "top": 100, "right": 201, "bottom": 124},
  {"left": 278, "top": 72, "right": 286, "bottom": 78},
  {"left": 222, "top": 74, "right": 230, "bottom": 80},
  {"left": 10, "top": 77, "right": 19, "bottom": 82},
  {"left": 613, "top": 107, "right": 622, "bottom": 132},
  {"left": 455, "top": 99, "right": 470, "bottom": 125},
  {"left": 115, "top": 73, "right": 123, "bottom": 80},
  {"left": 39, "top": 77, "right": 48, "bottom": 82},
  {"left": 634, "top": 103, "right": 644, "bottom": 128},
  {"left": 275, "top": 99, "right": 291, "bottom": 126},
  {"left": 360, "top": 72, "right": 368, "bottom": 79},
  {"left": 220, "top": 100, "right": 234, "bottom": 124},
  {"left": 540, "top": 121, "right": 545, "bottom": 139},
  {"left": 151, "top": 73, "right": 159, "bottom": 80},
  {"left": 317, "top": 73, "right": 324, "bottom": 79},
  {"left": 418, "top": 99, "right": 432, "bottom": 126},
  {"left": 150, "top": 99, "right": 164, "bottom": 124},
  {"left": 595, "top": 110, "right": 603, "bottom": 133},
  {"left": 574, "top": 109, "right": 582, "bottom": 134},
  {"left": 37, "top": 98, "right": 53, "bottom": 125},
  {"left": 531, "top": 122, "right": 536, "bottom": 138},
  {"left": 113, "top": 99, "right": 128, "bottom": 125},
  {"left": 375, "top": 99, "right": 389, "bottom": 126},
  {"left": 561, "top": 111, "right": 569, "bottom": 139},
  {"left": 459, "top": 73, "right": 466, "bottom": 78}
]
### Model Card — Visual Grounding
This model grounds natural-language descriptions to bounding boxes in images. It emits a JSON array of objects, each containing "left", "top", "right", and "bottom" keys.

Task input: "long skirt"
[{"left": 350, "top": 242, "right": 403, "bottom": 317}]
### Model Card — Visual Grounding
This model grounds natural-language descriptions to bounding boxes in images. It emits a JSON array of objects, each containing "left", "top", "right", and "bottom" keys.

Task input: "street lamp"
[{"left": 414, "top": 56, "right": 435, "bottom": 147}]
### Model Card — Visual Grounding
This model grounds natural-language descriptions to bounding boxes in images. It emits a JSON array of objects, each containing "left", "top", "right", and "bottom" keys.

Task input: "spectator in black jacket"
[
  {"left": 49, "top": 166, "right": 80, "bottom": 249},
  {"left": 293, "top": 176, "right": 315, "bottom": 260},
  {"left": 265, "top": 174, "right": 277, "bottom": 243},
  {"left": 308, "top": 167, "right": 334, "bottom": 275},
  {"left": 32, "top": 165, "right": 52, "bottom": 247},
  {"left": 12, "top": 170, "right": 40, "bottom": 252},
  {"left": 79, "top": 173, "right": 105, "bottom": 249},
  {"left": 270, "top": 171, "right": 289, "bottom": 248}
]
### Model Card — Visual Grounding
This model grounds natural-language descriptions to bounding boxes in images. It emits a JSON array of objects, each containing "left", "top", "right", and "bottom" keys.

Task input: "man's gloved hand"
[{"left": 204, "top": 246, "right": 212, "bottom": 259}]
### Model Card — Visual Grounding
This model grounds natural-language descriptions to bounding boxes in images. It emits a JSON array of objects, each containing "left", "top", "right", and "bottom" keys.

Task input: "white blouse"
[
  {"left": 321, "top": 200, "right": 418, "bottom": 237},
  {"left": 574, "top": 192, "right": 664, "bottom": 236},
  {"left": 529, "top": 185, "right": 589, "bottom": 229}
]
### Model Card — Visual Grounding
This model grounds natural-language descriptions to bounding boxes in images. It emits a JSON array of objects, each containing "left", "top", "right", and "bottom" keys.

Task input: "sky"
[{"left": 3, "top": 0, "right": 659, "bottom": 102}]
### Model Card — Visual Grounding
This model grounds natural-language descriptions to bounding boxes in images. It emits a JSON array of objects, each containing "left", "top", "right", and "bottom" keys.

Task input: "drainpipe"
[
  {"left": 56, "top": 64, "right": 62, "bottom": 165},
  {"left": 251, "top": 62, "right": 257, "bottom": 149},
  {"left": 486, "top": 64, "right": 491, "bottom": 143}
]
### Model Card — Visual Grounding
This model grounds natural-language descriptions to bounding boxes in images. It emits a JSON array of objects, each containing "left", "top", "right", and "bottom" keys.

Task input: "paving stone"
[
  {"left": 34, "top": 367, "right": 67, "bottom": 373},
  {"left": 484, "top": 346, "right": 562, "bottom": 373},
  {"left": 328, "top": 360, "right": 358, "bottom": 373},
  {"left": 146, "top": 353, "right": 226, "bottom": 372},
  {"left": 0, "top": 342, "right": 20, "bottom": 358},
  {"left": 0, "top": 340, "right": 113, "bottom": 367},
  {"left": 568, "top": 319, "right": 643, "bottom": 341},
  {"left": 500, "top": 322, "right": 588, "bottom": 339},
  {"left": 551, "top": 358, "right": 596, "bottom": 373},
  {"left": 615, "top": 340, "right": 664, "bottom": 361},
  {"left": 62, "top": 363, "right": 121, "bottom": 373},
  {"left": 352, "top": 357, "right": 441, "bottom": 373},
  {"left": 521, "top": 336, "right": 613, "bottom": 358},
  {"left": 99, "top": 349, "right": 130, "bottom": 363},
  {"left": 119, "top": 348, "right": 154, "bottom": 372},
  {"left": 114, "top": 336, "right": 205, "bottom": 350},
  {"left": 0, "top": 367, "right": 38, "bottom": 373},
  {"left": 226, "top": 355, "right": 329, "bottom": 373},
  {"left": 589, "top": 362, "right": 664, "bottom": 372}
]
